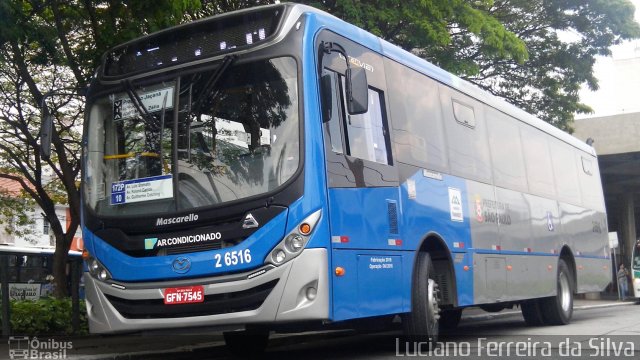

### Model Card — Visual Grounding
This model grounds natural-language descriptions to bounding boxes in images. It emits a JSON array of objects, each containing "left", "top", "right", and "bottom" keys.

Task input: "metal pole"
[
  {"left": 613, "top": 247, "right": 620, "bottom": 300},
  {"left": 71, "top": 259, "right": 80, "bottom": 334},
  {"left": 0, "top": 254, "right": 11, "bottom": 336}
]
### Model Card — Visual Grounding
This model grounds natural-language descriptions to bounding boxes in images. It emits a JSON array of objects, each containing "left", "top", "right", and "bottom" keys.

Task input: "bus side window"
[
  {"left": 453, "top": 100, "right": 476, "bottom": 128},
  {"left": 339, "top": 77, "right": 391, "bottom": 165},
  {"left": 549, "top": 140, "right": 582, "bottom": 206},
  {"left": 441, "top": 86, "right": 492, "bottom": 183}
]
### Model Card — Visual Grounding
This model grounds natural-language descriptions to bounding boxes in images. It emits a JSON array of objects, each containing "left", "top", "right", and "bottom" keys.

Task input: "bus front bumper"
[{"left": 85, "top": 248, "right": 329, "bottom": 334}]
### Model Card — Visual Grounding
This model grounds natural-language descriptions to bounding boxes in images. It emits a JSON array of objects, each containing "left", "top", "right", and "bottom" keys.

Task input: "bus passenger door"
[{"left": 317, "top": 33, "right": 402, "bottom": 320}]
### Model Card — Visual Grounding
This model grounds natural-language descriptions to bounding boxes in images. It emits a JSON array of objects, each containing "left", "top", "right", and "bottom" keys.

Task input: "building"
[
  {"left": 0, "top": 177, "right": 81, "bottom": 250},
  {"left": 573, "top": 112, "right": 640, "bottom": 268}
]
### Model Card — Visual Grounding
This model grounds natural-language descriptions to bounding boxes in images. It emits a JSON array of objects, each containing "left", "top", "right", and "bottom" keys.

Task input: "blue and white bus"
[{"left": 78, "top": 3, "right": 610, "bottom": 352}]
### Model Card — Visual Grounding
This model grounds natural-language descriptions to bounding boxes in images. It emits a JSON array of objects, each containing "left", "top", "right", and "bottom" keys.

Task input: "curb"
[
  {"left": 67, "top": 340, "right": 226, "bottom": 360},
  {"left": 461, "top": 301, "right": 636, "bottom": 321}
]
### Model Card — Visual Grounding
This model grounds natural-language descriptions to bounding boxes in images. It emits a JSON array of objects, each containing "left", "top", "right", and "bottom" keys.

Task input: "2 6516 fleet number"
[{"left": 214, "top": 249, "right": 252, "bottom": 268}]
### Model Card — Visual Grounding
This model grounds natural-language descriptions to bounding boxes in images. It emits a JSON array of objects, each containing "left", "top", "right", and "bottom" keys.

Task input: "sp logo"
[{"left": 172, "top": 257, "right": 191, "bottom": 274}]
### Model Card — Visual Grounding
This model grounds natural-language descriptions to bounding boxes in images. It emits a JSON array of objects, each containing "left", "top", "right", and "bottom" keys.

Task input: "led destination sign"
[{"left": 103, "top": 6, "right": 285, "bottom": 78}]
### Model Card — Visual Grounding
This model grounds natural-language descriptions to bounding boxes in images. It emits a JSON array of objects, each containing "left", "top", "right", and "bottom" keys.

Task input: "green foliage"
[
  {"left": 2, "top": 298, "right": 88, "bottom": 335},
  {"left": 300, "top": 0, "right": 640, "bottom": 131},
  {"left": 469, "top": 0, "right": 640, "bottom": 131}
]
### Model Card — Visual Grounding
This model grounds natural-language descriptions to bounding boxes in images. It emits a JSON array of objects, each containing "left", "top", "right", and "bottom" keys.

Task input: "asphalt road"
[
  {"left": 256, "top": 304, "right": 640, "bottom": 360},
  {"left": 87, "top": 301, "right": 639, "bottom": 360},
  {"left": 3, "top": 301, "right": 638, "bottom": 359}
]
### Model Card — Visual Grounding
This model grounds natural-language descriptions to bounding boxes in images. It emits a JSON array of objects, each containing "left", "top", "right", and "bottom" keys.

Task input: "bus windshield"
[{"left": 84, "top": 57, "right": 299, "bottom": 217}]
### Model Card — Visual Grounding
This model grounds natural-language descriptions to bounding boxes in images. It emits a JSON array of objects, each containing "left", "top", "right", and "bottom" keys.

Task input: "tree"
[
  {"left": 299, "top": 0, "right": 640, "bottom": 131},
  {"left": 467, "top": 0, "right": 640, "bottom": 132},
  {"left": 0, "top": 187, "right": 38, "bottom": 245},
  {"left": 0, "top": 0, "right": 202, "bottom": 297}
]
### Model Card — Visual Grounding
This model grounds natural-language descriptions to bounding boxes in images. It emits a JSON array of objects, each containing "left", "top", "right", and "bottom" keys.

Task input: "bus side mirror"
[
  {"left": 320, "top": 73, "right": 333, "bottom": 123},
  {"left": 40, "top": 111, "right": 53, "bottom": 160},
  {"left": 346, "top": 67, "right": 368, "bottom": 115}
]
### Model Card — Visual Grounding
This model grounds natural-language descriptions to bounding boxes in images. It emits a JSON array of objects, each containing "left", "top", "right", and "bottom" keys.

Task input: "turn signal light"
[
  {"left": 299, "top": 223, "right": 311, "bottom": 235},
  {"left": 335, "top": 267, "right": 345, "bottom": 277}
]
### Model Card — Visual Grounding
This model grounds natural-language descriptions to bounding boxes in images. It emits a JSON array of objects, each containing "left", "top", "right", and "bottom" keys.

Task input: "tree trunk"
[{"left": 53, "top": 232, "right": 71, "bottom": 298}]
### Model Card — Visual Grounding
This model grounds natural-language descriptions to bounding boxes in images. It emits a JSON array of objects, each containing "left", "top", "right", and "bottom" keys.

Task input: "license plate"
[{"left": 163, "top": 285, "right": 205, "bottom": 305}]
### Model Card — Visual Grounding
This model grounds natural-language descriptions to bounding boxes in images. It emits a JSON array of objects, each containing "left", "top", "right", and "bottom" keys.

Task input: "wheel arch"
[
  {"left": 415, "top": 232, "right": 458, "bottom": 307},
  {"left": 559, "top": 245, "right": 577, "bottom": 293}
]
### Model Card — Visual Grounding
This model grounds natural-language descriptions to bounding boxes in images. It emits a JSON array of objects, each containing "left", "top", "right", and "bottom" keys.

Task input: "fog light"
[
  {"left": 306, "top": 287, "right": 317, "bottom": 301},
  {"left": 273, "top": 250, "right": 286, "bottom": 264},
  {"left": 286, "top": 235, "right": 304, "bottom": 253}
]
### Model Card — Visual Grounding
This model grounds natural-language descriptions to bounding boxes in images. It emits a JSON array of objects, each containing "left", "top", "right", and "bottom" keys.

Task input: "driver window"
[{"left": 323, "top": 70, "right": 391, "bottom": 165}]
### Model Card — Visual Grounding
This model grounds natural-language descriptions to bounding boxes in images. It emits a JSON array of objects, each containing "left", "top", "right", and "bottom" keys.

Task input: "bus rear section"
[{"left": 313, "top": 3, "right": 610, "bottom": 343}]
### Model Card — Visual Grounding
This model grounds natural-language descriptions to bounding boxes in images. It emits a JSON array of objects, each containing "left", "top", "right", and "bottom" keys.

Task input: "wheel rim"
[
  {"left": 427, "top": 278, "right": 440, "bottom": 332},
  {"left": 559, "top": 271, "right": 571, "bottom": 312}
]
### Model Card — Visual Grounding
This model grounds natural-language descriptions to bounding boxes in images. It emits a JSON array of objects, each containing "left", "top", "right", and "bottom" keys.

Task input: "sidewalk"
[
  {"left": 461, "top": 297, "right": 636, "bottom": 321},
  {"left": 1, "top": 298, "right": 635, "bottom": 360}
]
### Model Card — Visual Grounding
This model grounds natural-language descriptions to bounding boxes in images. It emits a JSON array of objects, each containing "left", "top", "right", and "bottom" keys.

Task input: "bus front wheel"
[
  {"left": 541, "top": 259, "right": 574, "bottom": 325},
  {"left": 403, "top": 252, "right": 440, "bottom": 344}
]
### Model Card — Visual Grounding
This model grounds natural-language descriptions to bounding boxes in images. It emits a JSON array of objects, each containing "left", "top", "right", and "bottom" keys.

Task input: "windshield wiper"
[
  {"left": 191, "top": 54, "right": 237, "bottom": 116},
  {"left": 121, "top": 80, "right": 170, "bottom": 177}
]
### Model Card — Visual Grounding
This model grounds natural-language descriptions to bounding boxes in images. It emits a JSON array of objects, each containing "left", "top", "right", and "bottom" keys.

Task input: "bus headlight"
[
  {"left": 85, "top": 253, "right": 112, "bottom": 282},
  {"left": 268, "top": 209, "right": 321, "bottom": 266},
  {"left": 285, "top": 235, "right": 305, "bottom": 253}
]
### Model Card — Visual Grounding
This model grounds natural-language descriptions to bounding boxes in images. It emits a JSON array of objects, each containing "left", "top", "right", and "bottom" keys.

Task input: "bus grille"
[
  {"left": 164, "top": 242, "right": 223, "bottom": 256},
  {"left": 105, "top": 279, "right": 278, "bottom": 319}
]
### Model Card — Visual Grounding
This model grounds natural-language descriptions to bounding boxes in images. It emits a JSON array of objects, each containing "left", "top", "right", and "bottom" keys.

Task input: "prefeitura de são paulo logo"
[{"left": 8, "top": 336, "right": 72, "bottom": 359}]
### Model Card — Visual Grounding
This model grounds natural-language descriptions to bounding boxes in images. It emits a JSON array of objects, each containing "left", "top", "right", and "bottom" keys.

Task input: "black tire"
[
  {"left": 521, "top": 299, "right": 545, "bottom": 326},
  {"left": 439, "top": 308, "right": 462, "bottom": 331},
  {"left": 403, "top": 252, "right": 440, "bottom": 344},
  {"left": 541, "top": 259, "right": 574, "bottom": 325},
  {"left": 223, "top": 329, "right": 270, "bottom": 358}
]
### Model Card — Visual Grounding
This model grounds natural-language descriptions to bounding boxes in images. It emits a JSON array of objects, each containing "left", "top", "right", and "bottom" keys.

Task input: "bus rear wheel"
[
  {"left": 541, "top": 259, "right": 574, "bottom": 325},
  {"left": 403, "top": 252, "right": 440, "bottom": 344}
]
